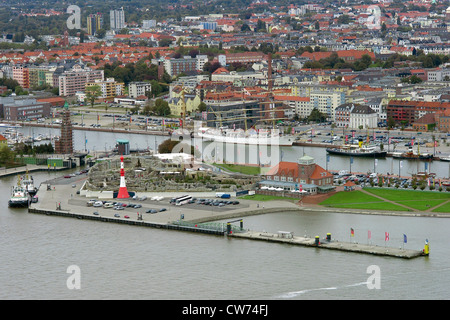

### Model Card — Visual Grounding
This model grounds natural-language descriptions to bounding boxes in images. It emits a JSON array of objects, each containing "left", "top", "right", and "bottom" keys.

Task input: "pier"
[
  {"left": 229, "top": 231, "right": 426, "bottom": 259},
  {"left": 27, "top": 176, "right": 428, "bottom": 260}
]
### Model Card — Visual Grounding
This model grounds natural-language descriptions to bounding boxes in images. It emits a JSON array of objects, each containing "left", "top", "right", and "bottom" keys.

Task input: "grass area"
[
  {"left": 240, "top": 194, "right": 298, "bottom": 202},
  {"left": 432, "top": 202, "right": 450, "bottom": 213},
  {"left": 364, "top": 188, "right": 450, "bottom": 202},
  {"left": 319, "top": 191, "right": 383, "bottom": 206},
  {"left": 213, "top": 163, "right": 260, "bottom": 175},
  {"left": 331, "top": 202, "right": 412, "bottom": 212},
  {"left": 320, "top": 188, "right": 450, "bottom": 212},
  {"left": 396, "top": 199, "right": 448, "bottom": 211}
]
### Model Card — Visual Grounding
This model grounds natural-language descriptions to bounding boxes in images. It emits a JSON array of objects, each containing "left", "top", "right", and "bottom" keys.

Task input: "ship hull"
[
  {"left": 326, "top": 148, "right": 387, "bottom": 158},
  {"left": 8, "top": 199, "right": 29, "bottom": 208}
]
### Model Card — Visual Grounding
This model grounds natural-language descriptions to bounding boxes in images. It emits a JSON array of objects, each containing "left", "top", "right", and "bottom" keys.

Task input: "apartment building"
[
  {"left": 12, "top": 66, "right": 30, "bottom": 89},
  {"left": 86, "top": 78, "right": 124, "bottom": 100},
  {"left": 310, "top": 90, "right": 346, "bottom": 120},
  {"left": 164, "top": 56, "right": 198, "bottom": 77},
  {"left": 59, "top": 67, "right": 104, "bottom": 97},
  {"left": 87, "top": 13, "right": 103, "bottom": 36},
  {"left": 128, "top": 81, "right": 152, "bottom": 98},
  {"left": 110, "top": 8, "right": 125, "bottom": 30},
  {"left": 387, "top": 100, "right": 450, "bottom": 125}
]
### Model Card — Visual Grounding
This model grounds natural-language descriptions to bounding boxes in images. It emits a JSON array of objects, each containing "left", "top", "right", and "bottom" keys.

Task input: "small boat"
[
  {"left": 440, "top": 157, "right": 450, "bottom": 162},
  {"left": 8, "top": 177, "right": 30, "bottom": 208},
  {"left": 326, "top": 144, "right": 387, "bottom": 158},
  {"left": 22, "top": 172, "right": 37, "bottom": 197}
]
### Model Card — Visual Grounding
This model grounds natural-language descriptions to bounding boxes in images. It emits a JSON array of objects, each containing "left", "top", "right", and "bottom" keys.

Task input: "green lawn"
[
  {"left": 320, "top": 191, "right": 383, "bottom": 206},
  {"left": 396, "top": 199, "right": 448, "bottom": 211},
  {"left": 320, "top": 188, "right": 450, "bottom": 212},
  {"left": 240, "top": 194, "right": 298, "bottom": 202},
  {"left": 331, "top": 202, "right": 412, "bottom": 212},
  {"left": 364, "top": 188, "right": 450, "bottom": 202},
  {"left": 431, "top": 202, "right": 450, "bottom": 213},
  {"left": 213, "top": 163, "right": 260, "bottom": 175}
]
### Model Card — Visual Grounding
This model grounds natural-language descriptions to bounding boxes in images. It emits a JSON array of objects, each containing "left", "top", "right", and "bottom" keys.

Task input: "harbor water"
[
  {"left": 12, "top": 126, "right": 450, "bottom": 178},
  {"left": 1, "top": 170, "right": 450, "bottom": 300},
  {"left": 1, "top": 127, "right": 450, "bottom": 300}
]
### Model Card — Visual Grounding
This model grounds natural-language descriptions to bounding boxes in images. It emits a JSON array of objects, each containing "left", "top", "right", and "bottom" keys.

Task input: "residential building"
[
  {"left": 87, "top": 13, "right": 103, "bottom": 36},
  {"left": 86, "top": 78, "right": 125, "bottom": 100},
  {"left": 387, "top": 100, "right": 450, "bottom": 126},
  {"left": 427, "top": 68, "right": 450, "bottom": 82},
  {"left": 128, "top": 81, "right": 152, "bottom": 98},
  {"left": 110, "top": 8, "right": 125, "bottom": 31},
  {"left": 310, "top": 90, "right": 346, "bottom": 120},
  {"left": 273, "top": 95, "right": 311, "bottom": 119},
  {"left": 164, "top": 56, "right": 198, "bottom": 77},
  {"left": 260, "top": 155, "right": 334, "bottom": 194},
  {"left": 349, "top": 104, "right": 378, "bottom": 129},
  {"left": 58, "top": 66, "right": 104, "bottom": 97},
  {"left": 12, "top": 66, "right": 29, "bottom": 89},
  {"left": 168, "top": 93, "right": 201, "bottom": 116},
  {"left": 142, "top": 20, "right": 156, "bottom": 29}
]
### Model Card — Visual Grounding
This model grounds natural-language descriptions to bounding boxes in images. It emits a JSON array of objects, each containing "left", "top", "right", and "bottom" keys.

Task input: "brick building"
[
  {"left": 387, "top": 100, "right": 450, "bottom": 126},
  {"left": 259, "top": 155, "right": 334, "bottom": 194}
]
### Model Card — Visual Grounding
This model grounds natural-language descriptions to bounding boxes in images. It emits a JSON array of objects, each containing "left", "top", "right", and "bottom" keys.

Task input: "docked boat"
[
  {"left": 440, "top": 157, "right": 450, "bottom": 162},
  {"left": 8, "top": 177, "right": 30, "bottom": 208},
  {"left": 326, "top": 144, "right": 387, "bottom": 158},
  {"left": 22, "top": 173, "right": 37, "bottom": 197},
  {"left": 392, "top": 148, "right": 433, "bottom": 160},
  {"left": 196, "top": 127, "right": 294, "bottom": 146}
]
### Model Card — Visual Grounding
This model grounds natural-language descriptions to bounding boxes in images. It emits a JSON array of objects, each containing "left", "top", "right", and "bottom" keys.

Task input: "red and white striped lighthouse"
[{"left": 117, "top": 156, "right": 129, "bottom": 199}]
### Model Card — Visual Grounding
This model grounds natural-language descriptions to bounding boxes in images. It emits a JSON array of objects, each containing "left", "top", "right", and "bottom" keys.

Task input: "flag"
[
  {"left": 385, "top": 232, "right": 389, "bottom": 241},
  {"left": 351, "top": 228, "right": 355, "bottom": 237},
  {"left": 403, "top": 234, "right": 407, "bottom": 244},
  {"left": 400, "top": 161, "right": 403, "bottom": 168}
]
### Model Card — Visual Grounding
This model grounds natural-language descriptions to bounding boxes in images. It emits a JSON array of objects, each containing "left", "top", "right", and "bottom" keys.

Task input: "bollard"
[
  {"left": 315, "top": 236, "right": 320, "bottom": 246},
  {"left": 326, "top": 233, "right": 331, "bottom": 242}
]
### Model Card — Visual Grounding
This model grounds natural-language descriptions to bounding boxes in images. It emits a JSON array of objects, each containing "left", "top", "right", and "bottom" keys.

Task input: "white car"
[
  {"left": 103, "top": 202, "right": 114, "bottom": 208},
  {"left": 93, "top": 201, "right": 103, "bottom": 207}
]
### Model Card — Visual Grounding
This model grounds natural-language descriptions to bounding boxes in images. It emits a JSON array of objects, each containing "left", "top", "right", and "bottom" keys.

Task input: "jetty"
[
  {"left": 229, "top": 231, "right": 426, "bottom": 259},
  {"left": 26, "top": 177, "right": 428, "bottom": 260}
]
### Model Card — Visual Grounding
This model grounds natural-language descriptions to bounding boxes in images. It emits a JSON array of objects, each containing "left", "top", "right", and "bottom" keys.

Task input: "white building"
[
  {"left": 128, "top": 81, "right": 152, "bottom": 98},
  {"left": 110, "top": 8, "right": 125, "bottom": 30},
  {"left": 335, "top": 103, "right": 378, "bottom": 129}
]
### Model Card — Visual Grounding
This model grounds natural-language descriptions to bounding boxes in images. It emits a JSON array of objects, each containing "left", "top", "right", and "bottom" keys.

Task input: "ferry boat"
[
  {"left": 326, "top": 144, "right": 387, "bottom": 158},
  {"left": 196, "top": 127, "right": 294, "bottom": 146},
  {"left": 8, "top": 177, "right": 29, "bottom": 208}
]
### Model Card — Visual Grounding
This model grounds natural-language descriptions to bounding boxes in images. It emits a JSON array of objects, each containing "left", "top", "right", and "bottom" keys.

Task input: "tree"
[
  {"left": 85, "top": 85, "right": 102, "bottom": 108},
  {"left": 153, "top": 98, "right": 171, "bottom": 116}
]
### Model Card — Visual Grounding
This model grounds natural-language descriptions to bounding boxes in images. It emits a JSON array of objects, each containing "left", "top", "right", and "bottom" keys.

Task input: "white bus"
[
  {"left": 175, "top": 195, "right": 193, "bottom": 206},
  {"left": 170, "top": 195, "right": 189, "bottom": 205}
]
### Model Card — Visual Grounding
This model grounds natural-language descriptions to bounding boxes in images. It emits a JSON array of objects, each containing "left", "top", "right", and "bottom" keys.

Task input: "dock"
[
  {"left": 25, "top": 178, "right": 428, "bottom": 260},
  {"left": 229, "top": 231, "right": 426, "bottom": 259}
]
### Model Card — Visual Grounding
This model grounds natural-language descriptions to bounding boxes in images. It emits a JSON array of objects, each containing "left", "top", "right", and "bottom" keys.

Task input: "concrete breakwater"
[{"left": 27, "top": 203, "right": 427, "bottom": 260}]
